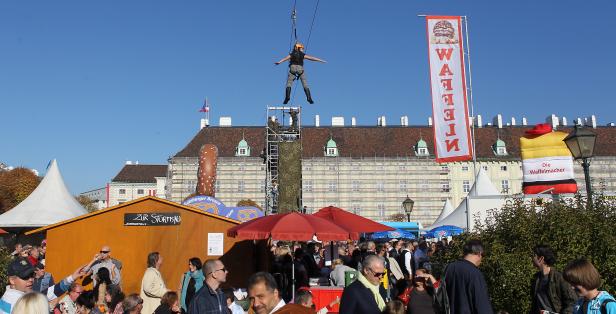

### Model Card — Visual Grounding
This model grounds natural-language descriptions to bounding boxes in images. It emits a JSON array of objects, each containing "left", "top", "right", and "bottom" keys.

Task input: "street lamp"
[
  {"left": 563, "top": 125, "right": 597, "bottom": 206},
  {"left": 402, "top": 195, "right": 415, "bottom": 222}
]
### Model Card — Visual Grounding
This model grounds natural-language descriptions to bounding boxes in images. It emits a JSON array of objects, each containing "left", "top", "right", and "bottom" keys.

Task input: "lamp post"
[
  {"left": 402, "top": 195, "right": 415, "bottom": 222},
  {"left": 563, "top": 125, "right": 597, "bottom": 207}
]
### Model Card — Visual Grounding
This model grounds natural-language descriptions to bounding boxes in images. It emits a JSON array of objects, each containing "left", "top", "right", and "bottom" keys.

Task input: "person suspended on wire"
[{"left": 275, "top": 42, "right": 326, "bottom": 104}]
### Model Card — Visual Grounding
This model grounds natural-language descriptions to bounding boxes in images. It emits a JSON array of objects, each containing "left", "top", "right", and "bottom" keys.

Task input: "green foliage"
[
  {"left": 0, "top": 168, "right": 41, "bottom": 212},
  {"left": 431, "top": 195, "right": 616, "bottom": 313},
  {"left": 278, "top": 142, "right": 302, "bottom": 213},
  {"left": 0, "top": 247, "right": 13, "bottom": 296},
  {"left": 75, "top": 195, "right": 98, "bottom": 213}
]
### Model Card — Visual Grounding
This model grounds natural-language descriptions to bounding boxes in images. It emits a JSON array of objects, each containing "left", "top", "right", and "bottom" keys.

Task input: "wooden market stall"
[{"left": 27, "top": 196, "right": 256, "bottom": 294}]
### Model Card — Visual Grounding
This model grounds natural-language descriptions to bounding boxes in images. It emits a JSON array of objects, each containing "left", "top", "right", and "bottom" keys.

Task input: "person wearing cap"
[
  {"left": 32, "top": 262, "right": 55, "bottom": 293},
  {"left": 84, "top": 245, "right": 122, "bottom": 287},
  {"left": 0, "top": 258, "right": 86, "bottom": 314},
  {"left": 275, "top": 42, "right": 326, "bottom": 104}
]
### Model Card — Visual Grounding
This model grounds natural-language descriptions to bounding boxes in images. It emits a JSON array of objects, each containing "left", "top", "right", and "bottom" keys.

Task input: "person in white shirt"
[
  {"left": 329, "top": 259, "right": 355, "bottom": 287},
  {"left": 248, "top": 272, "right": 285, "bottom": 314},
  {"left": 223, "top": 288, "right": 245, "bottom": 314}
]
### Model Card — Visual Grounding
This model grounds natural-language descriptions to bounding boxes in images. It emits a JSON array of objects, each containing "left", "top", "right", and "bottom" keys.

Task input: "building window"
[
  {"left": 461, "top": 166, "right": 469, "bottom": 171},
  {"left": 137, "top": 189, "right": 144, "bottom": 195},
  {"left": 237, "top": 181, "right": 245, "bottom": 192},
  {"left": 304, "top": 165, "right": 312, "bottom": 171},
  {"left": 260, "top": 182, "right": 265, "bottom": 193},
  {"left": 328, "top": 181, "right": 337, "bottom": 192},
  {"left": 377, "top": 165, "right": 385, "bottom": 171},
  {"left": 239, "top": 148, "right": 247, "bottom": 155},
  {"left": 327, "top": 148, "right": 336, "bottom": 155},
  {"left": 303, "top": 181, "right": 313, "bottom": 192},
  {"left": 483, "top": 165, "right": 488, "bottom": 171},
  {"left": 352, "top": 181, "right": 360, "bottom": 192},
  {"left": 328, "top": 165, "right": 337, "bottom": 171},
  {"left": 417, "top": 147, "right": 429, "bottom": 156},
  {"left": 463, "top": 180, "right": 470, "bottom": 193},
  {"left": 442, "top": 182, "right": 450, "bottom": 192},
  {"left": 239, "top": 165, "right": 245, "bottom": 171},
  {"left": 351, "top": 201, "right": 361, "bottom": 214},
  {"left": 421, "top": 179, "right": 429, "bottom": 191},
  {"left": 500, "top": 165, "right": 507, "bottom": 171},
  {"left": 352, "top": 164, "right": 360, "bottom": 171},
  {"left": 215, "top": 181, "right": 220, "bottom": 193},
  {"left": 376, "top": 182, "right": 385, "bottom": 192},
  {"left": 119, "top": 189, "right": 126, "bottom": 195},
  {"left": 399, "top": 180, "right": 407, "bottom": 191},
  {"left": 496, "top": 147, "right": 507, "bottom": 155},
  {"left": 501, "top": 180, "right": 509, "bottom": 193},
  {"left": 377, "top": 204, "right": 386, "bottom": 217},
  {"left": 399, "top": 165, "right": 406, "bottom": 171}
]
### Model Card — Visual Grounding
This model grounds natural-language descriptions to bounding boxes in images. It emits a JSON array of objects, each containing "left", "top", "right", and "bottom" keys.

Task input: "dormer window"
[
  {"left": 235, "top": 138, "right": 251, "bottom": 157},
  {"left": 414, "top": 139, "right": 430, "bottom": 157},
  {"left": 324, "top": 138, "right": 339, "bottom": 157},
  {"left": 492, "top": 139, "right": 508, "bottom": 156}
]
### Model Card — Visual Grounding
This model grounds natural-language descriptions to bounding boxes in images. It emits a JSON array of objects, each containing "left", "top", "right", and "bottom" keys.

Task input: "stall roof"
[
  {"left": 378, "top": 221, "right": 422, "bottom": 230},
  {"left": 26, "top": 196, "right": 239, "bottom": 235}
]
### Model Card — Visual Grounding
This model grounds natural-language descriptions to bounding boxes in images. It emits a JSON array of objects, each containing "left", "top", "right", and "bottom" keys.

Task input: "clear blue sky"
[{"left": 2, "top": 1, "right": 615, "bottom": 193}]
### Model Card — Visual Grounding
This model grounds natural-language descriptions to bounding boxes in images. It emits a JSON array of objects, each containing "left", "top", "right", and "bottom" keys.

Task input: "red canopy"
[
  {"left": 227, "top": 212, "right": 350, "bottom": 241},
  {"left": 313, "top": 206, "right": 395, "bottom": 240}
]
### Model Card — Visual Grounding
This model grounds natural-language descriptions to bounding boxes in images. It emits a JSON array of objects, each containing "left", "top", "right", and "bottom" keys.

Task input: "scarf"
[
  {"left": 357, "top": 271, "right": 386, "bottom": 311},
  {"left": 180, "top": 269, "right": 205, "bottom": 311}
]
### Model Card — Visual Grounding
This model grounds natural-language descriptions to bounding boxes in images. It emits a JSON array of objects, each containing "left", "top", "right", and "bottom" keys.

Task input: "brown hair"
[
  {"left": 385, "top": 300, "right": 405, "bottom": 314},
  {"left": 160, "top": 291, "right": 178, "bottom": 308},
  {"left": 563, "top": 258, "right": 602, "bottom": 290}
]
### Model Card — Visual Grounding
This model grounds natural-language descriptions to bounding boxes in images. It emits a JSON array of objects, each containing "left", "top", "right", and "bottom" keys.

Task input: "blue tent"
[
  {"left": 425, "top": 225, "right": 464, "bottom": 238},
  {"left": 371, "top": 228, "right": 416, "bottom": 240}
]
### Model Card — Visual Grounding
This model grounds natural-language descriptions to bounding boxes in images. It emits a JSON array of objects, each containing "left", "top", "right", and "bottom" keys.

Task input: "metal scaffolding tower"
[{"left": 265, "top": 106, "right": 301, "bottom": 214}]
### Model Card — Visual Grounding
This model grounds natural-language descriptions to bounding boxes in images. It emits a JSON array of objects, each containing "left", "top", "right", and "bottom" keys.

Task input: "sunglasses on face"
[
  {"left": 18, "top": 273, "right": 35, "bottom": 280},
  {"left": 100, "top": 251, "right": 110, "bottom": 254},
  {"left": 370, "top": 269, "right": 386, "bottom": 277}
]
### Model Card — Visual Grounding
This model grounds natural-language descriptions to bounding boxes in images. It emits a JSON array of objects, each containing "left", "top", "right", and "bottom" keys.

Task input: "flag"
[
  {"left": 426, "top": 16, "right": 473, "bottom": 162},
  {"left": 199, "top": 99, "right": 210, "bottom": 113}
]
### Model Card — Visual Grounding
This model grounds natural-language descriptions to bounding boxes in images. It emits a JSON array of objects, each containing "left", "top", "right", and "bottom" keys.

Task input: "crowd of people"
[{"left": 1, "top": 238, "right": 615, "bottom": 314}]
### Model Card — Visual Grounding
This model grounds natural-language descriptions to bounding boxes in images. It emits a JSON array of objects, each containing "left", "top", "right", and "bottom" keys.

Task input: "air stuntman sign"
[{"left": 124, "top": 213, "right": 181, "bottom": 226}]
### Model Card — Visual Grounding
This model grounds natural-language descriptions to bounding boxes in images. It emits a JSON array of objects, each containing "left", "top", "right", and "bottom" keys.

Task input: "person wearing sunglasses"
[
  {"left": 84, "top": 245, "right": 122, "bottom": 287},
  {"left": 0, "top": 258, "right": 86, "bottom": 314},
  {"left": 339, "top": 254, "right": 387, "bottom": 314},
  {"left": 188, "top": 259, "right": 228, "bottom": 314}
]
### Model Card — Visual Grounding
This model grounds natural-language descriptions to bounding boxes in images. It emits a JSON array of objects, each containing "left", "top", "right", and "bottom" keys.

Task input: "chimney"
[
  {"left": 315, "top": 115, "right": 320, "bottom": 127},
  {"left": 561, "top": 117, "right": 568, "bottom": 126},
  {"left": 400, "top": 116, "right": 409, "bottom": 126},
  {"left": 608, "top": 122, "right": 615, "bottom": 127},
  {"left": 332, "top": 116, "right": 345, "bottom": 127},
  {"left": 219, "top": 117, "right": 232, "bottom": 127},
  {"left": 511, "top": 117, "right": 516, "bottom": 126},
  {"left": 522, "top": 117, "right": 528, "bottom": 126},
  {"left": 378, "top": 116, "right": 387, "bottom": 127},
  {"left": 546, "top": 114, "right": 559, "bottom": 129},
  {"left": 476, "top": 115, "right": 483, "bottom": 128},
  {"left": 351, "top": 117, "right": 357, "bottom": 127},
  {"left": 493, "top": 114, "right": 503, "bottom": 128},
  {"left": 587, "top": 115, "right": 597, "bottom": 128},
  {"left": 468, "top": 116, "right": 474, "bottom": 127},
  {"left": 200, "top": 118, "right": 209, "bottom": 129},
  {"left": 125, "top": 160, "right": 133, "bottom": 165},
  {"left": 428, "top": 117, "right": 433, "bottom": 126},
  {"left": 575, "top": 117, "right": 582, "bottom": 126}
]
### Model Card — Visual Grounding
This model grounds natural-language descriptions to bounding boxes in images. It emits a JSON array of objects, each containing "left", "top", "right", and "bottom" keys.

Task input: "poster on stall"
[{"left": 207, "top": 233, "right": 224, "bottom": 256}]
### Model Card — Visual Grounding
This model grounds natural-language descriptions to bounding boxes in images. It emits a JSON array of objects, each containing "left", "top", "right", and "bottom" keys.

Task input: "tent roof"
[
  {"left": 433, "top": 199, "right": 454, "bottom": 224},
  {"left": 27, "top": 196, "right": 239, "bottom": 235},
  {"left": 469, "top": 167, "right": 501, "bottom": 196},
  {"left": 0, "top": 160, "right": 88, "bottom": 228}
]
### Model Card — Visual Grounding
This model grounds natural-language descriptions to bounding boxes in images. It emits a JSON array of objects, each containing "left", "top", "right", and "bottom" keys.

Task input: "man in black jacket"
[
  {"left": 275, "top": 42, "right": 326, "bottom": 104},
  {"left": 339, "top": 255, "right": 387, "bottom": 314},
  {"left": 188, "top": 259, "right": 228, "bottom": 314},
  {"left": 530, "top": 245, "right": 577, "bottom": 314},
  {"left": 444, "top": 239, "right": 493, "bottom": 314}
]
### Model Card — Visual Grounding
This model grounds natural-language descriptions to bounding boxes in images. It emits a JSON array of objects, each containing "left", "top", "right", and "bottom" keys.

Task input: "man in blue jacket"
[
  {"left": 444, "top": 239, "right": 493, "bottom": 314},
  {"left": 339, "top": 255, "right": 387, "bottom": 314}
]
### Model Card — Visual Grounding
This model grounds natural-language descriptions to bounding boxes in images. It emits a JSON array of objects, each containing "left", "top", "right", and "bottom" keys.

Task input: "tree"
[
  {"left": 237, "top": 199, "right": 264, "bottom": 211},
  {"left": 0, "top": 168, "right": 41, "bottom": 213},
  {"left": 388, "top": 213, "right": 406, "bottom": 222},
  {"left": 75, "top": 195, "right": 98, "bottom": 213},
  {"left": 431, "top": 195, "right": 616, "bottom": 313}
]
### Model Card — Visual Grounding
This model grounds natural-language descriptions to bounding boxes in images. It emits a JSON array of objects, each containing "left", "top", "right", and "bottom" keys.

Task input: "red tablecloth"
[{"left": 309, "top": 286, "right": 343, "bottom": 313}]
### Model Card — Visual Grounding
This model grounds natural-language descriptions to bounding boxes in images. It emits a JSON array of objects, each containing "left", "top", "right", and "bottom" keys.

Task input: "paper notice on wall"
[{"left": 207, "top": 233, "right": 224, "bottom": 256}]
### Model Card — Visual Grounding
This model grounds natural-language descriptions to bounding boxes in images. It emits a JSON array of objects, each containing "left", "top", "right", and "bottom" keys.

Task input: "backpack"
[
  {"left": 433, "top": 264, "right": 450, "bottom": 314},
  {"left": 601, "top": 299, "right": 615, "bottom": 314}
]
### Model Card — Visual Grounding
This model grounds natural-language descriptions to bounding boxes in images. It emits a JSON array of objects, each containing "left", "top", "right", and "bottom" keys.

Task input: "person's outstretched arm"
[
  {"left": 275, "top": 55, "right": 291, "bottom": 65},
  {"left": 305, "top": 55, "right": 326, "bottom": 63}
]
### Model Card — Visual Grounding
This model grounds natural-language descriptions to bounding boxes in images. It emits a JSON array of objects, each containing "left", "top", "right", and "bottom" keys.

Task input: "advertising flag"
[
  {"left": 426, "top": 16, "right": 473, "bottom": 162},
  {"left": 520, "top": 124, "right": 577, "bottom": 194}
]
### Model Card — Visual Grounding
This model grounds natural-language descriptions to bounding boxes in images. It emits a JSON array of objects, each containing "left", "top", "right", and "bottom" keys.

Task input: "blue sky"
[{"left": 2, "top": 1, "right": 615, "bottom": 193}]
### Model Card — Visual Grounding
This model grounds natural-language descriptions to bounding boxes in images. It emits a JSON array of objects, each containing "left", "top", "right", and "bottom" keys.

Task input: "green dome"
[
  {"left": 494, "top": 139, "right": 506, "bottom": 147},
  {"left": 326, "top": 138, "right": 337, "bottom": 148},
  {"left": 416, "top": 139, "right": 428, "bottom": 148},
  {"left": 238, "top": 138, "right": 249, "bottom": 148}
]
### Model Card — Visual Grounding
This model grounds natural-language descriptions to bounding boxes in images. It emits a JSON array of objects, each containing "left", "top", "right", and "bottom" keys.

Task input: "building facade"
[
  {"left": 161, "top": 122, "right": 616, "bottom": 226},
  {"left": 108, "top": 163, "right": 168, "bottom": 207}
]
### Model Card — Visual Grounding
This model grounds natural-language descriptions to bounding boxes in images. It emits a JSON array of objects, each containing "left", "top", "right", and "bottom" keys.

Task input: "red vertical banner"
[{"left": 426, "top": 16, "right": 473, "bottom": 162}]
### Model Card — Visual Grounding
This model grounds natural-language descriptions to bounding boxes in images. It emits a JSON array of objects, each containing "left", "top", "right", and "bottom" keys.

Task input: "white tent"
[
  {"left": 433, "top": 199, "right": 454, "bottom": 224},
  {"left": 429, "top": 168, "right": 505, "bottom": 231},
  {"left": 0, "top": 159, "right": 87, "bottom": 228}
]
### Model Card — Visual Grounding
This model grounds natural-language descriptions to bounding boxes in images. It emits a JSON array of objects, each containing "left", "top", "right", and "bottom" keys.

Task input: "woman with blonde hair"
[{"left": 12, "top": 292, "right": 49, "bottom": 313}]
